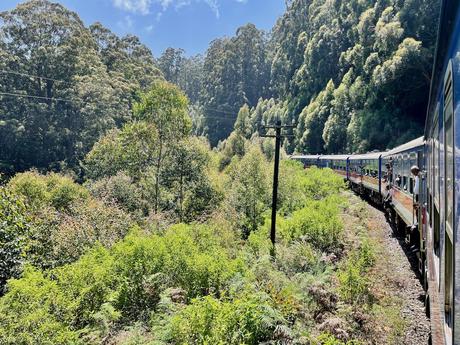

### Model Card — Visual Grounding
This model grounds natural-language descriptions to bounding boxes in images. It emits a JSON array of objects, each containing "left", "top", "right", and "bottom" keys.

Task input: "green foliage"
[
  {"left": 315, "top": 333, "right": 361, "bottom": 345},
  {"left": 338, "top": 239, "right": 376, "bottom": 305},
  {"left": 84, "top": 122, "right": 159, "bottom": 181},
  {"left": 87, "top": 172, "right": 147, "bottom": 216},
  {"left": 225, "top": 146, "right": 271, "bottom": 237},
  {"left": 133, "top": 80, "right": 191, "bottom": 138},
  {"left": 0, "top": 1, "right": 161, "bottom": 174},
  {"left": 0, "top": 267, "right": 81, "bottom": 345},
  {"left": 8, "top": 171, "right": 89, "bottom": 210},
  {"left": 278, "top": 196, "right": 344, "bottom": 252},
  {"left": 301, "top": 167, "right": 345, "bottom": 200},
  {"left": 200, "top": 24, "right": 271, "bottom": 145},
  {"left": 7, "top": 171, "right": 132, "bottom": 269},
  {"left": 277, "top": 160, "right": 309, "bottom": 214},
  {"left": 0, "top": 187, "right": 29, "bottom": 293},
  {"left": 161, "top": 137, "right": 219, "bottom": 221},
  {"left": 50, "top": 199, "right": 132, "bottom": 265},
  {"left": 168, "top": 291, "right": 287, "bottom": 345}
]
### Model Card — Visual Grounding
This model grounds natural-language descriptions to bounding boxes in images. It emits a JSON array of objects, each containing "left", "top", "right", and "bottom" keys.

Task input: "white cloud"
[
  {"left": 113, "top": 0, "right": 153, "bottom": 15},
  {"left": 117, "top": 15, "right": 134, "bottom": 31},
  {"left": 112, "top": 0, "right": 221, "bottom": 18},
  {"left": 204, "top": 0, "right": 219, "bottom": 18}
]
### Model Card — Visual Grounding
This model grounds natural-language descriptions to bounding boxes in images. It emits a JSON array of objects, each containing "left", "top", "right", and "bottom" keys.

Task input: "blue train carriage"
[
  {"left": 424, "top": 0, "right": 460, "bottom": 343},
  {"left": 318, "top": 155, "right": 349, "bottom": 180},
  {"left": 381, "top": 137, "right": 425, "bottom": 231},
  {"left": 290, "top": 154, "right": 320, "bottom": 169},
  {"left": 347, "top": 152, "right": 382, "bottom": 203}
]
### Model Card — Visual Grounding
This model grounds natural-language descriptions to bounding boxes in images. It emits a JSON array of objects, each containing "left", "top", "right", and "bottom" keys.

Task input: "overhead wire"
[
  {"left": 0, "top": 69, "right": 242, "bottom": 121},
  {"left": 0, "top": 91, "right": 75, "bottom": 103},
  {"left": 0, "top": 69, "right": 73, "bottom": 85}
]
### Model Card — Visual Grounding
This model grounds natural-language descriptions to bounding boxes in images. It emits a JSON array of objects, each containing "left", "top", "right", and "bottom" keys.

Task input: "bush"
[
  {"left": 168, "top": 291, "right": 288, "bottom": 344},
  {"left": 112, "top": 225, "right": 246, "bottom": 319},
  {"left": 337, "top": 239, "right": 375, "bottom": 305},
  {"left": 0, "top": 187, "right": 29, "bottom": 293},
  {"left": 8, "top": 171, "right": 89, "bottom": 210},
  {"left": 301, "top": 167, "right": 345, "bottom": 200},
  {"left": 225, "top": 146, "right": 271, "bottom": 238},
  {"left": 51, "top": 199, "right": 133, "bottom": 265},
  {"left": 0, "top": 267, "right": 81, "bottom": 345},
  {"left": 278, "top": 196, "right": 344, "bottom": 252},
  {"left": 86, "top": 172, "right": 147, "bottom": 216},
  {"left": 278, "top": 160, "right": 309, "bottom": 214}
]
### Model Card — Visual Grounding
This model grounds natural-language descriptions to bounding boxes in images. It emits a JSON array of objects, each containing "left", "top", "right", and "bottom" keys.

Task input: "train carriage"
[
  {"left": 290, "top": 155, "right": 320, "bottom": 169},
  {"left": 318, "top": 155, "right": 349, "bottom": 179},
  {"left": 348, "top": 152, "right": 382, "bottom": 199},
  {"left": 423, "top": 0, "right": 460, "bottom": 342},
  {"left": 382, "top": 137, "right": 425, "bottom": 230}
]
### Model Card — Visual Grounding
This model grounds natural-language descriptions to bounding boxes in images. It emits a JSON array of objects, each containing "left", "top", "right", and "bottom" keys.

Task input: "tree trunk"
[{"left": 154, "top": 139, "right": 163, "bottom": 213}]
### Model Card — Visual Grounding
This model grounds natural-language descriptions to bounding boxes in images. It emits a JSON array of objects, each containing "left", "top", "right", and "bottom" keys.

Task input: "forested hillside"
[
  {"left": 159, "top": 0, "right": 439, "bottom": 153},
  {"left": 0, "top": 0, "right": 440, "bottom": 177},
  {"left": 0, "top": 0, "right": 162, "bottom": 175}
]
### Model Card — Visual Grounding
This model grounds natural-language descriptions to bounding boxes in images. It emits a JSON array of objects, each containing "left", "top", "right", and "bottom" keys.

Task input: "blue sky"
[{"left": 0, "top": 0, "right": 286, "bottom": 56}]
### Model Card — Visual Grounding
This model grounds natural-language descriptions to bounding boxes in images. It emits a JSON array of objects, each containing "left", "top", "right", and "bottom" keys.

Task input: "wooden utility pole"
[{"left": 261, "top": 119, "right": 294, "bottom": 249}]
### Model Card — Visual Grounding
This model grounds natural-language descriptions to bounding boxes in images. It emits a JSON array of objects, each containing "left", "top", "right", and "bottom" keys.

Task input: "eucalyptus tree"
[
  {"left": 0, "top": 0, "right": 161, "bottom": 174},
  {"left": 133, "top": 81, "right": 191, "bottom": 212}
]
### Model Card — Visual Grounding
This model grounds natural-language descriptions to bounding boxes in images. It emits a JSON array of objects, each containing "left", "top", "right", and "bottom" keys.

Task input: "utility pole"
[{"left": 261, "top": 119, "right": 294, "bottom": 250}]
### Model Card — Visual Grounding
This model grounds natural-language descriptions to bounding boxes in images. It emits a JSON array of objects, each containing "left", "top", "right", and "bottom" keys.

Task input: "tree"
[
  {"left": 133, "top": 81, "right": 191, "bottom": 212},
  {"left": 83, "top": 122, "right": 159, "bottom": 181},
  {"left": 200, "top": 24, "right": 271, "bottom": 146},
  {"left": 0, "top": 1, "right": 162, "bottom": 175},
  {"left": 226, "top": 146, "right": 271, "bottom": 238},
  {"left": 161, "top": 137, "right": 218, "bottom": 221}
]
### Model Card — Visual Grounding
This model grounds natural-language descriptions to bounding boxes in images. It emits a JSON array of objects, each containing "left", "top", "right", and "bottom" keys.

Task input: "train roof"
[
  {"left": 348, "top": 152, "right": 383, "bottom": 160},
  {"left": 290, "top": 154, "right": 320, "bottom": 160},
  {"left": 319, "top": 155, "right": 350, "bottom": 160},
  {"left": 382, "top": 136, "right": 424, "bottom": 157}
]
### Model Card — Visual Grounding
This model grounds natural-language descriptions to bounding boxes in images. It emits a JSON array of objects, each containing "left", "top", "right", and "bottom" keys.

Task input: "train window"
[
  {"left": 403, "top": 176, "right": 408, "bottom": 191},
  {"left": 409, "top": 177, "right": 414, "bottom": 194},
  {"left": 434, "top": 207, "right": 440, "bottom": 257},
  {"left": 434, "top": 119, "right": 439, "bottom": 202},
  {"left": 443, "top": 62, "right": 454, "bottom": 329}
]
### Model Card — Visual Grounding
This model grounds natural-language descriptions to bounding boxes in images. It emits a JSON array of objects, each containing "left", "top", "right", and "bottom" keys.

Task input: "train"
[{"left": 291, "top": 1, "right": 460, "bottom": 344}]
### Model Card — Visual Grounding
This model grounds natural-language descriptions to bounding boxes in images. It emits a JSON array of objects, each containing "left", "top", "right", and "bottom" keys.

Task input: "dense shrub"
[
  {"left": 8, "top": 171, "right": 89, "bottom": 210},
  {"left": 86, "top": 172, "right": 147, "bottom": 216},
  {"left": 277, "top": 160, "right": 309, "bottom": 213},
  {"left": 168, "top": 291, "right": 288, "bottom": 344},
  {"left": 301, "top": 167, "right": 345, "bottom": 200},
  {"left": 0, "top": 187, "right": 29, "bottom": 293},
  {"left": 225, "top": 146, "right": 271, "bottom": 237},
  {"left": 6, "top": 171, "right": 133, "bottom": 268},
  {"left": 278, "top": 196, "right": 344, "bottom": 252},
  {"left": 337, "top": 239, "right": 375, "bottom": 305},
  {"left": 0, "top": 267, "right": 81, "bottom": 345},
  {"left": 51, "top": 199, "right": 133, "bottom": 265},
  {"left": 112, "top": 225, "right": 245, "bottom": 319}
]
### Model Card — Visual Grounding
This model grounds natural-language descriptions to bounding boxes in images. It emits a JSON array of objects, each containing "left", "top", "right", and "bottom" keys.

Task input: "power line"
[
  {"left": 0, "top": 69, "right": 73, "bottom": 85},
  {"left": 0, "top": 91, "right": 74, "bottom": 103}
]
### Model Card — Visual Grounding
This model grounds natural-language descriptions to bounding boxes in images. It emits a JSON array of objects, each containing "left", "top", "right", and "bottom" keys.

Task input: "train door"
[{"left": 443, "top": 62, "right": 454, "bottom": 336}]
